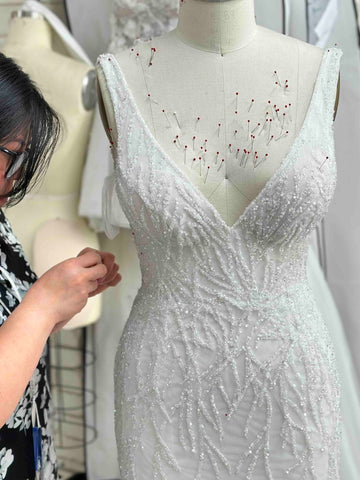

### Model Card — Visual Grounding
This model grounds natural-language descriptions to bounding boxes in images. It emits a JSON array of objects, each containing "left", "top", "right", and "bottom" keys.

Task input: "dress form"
[
  {"left": 97, "top": 0, "right": 340, "bottom": 228},
  {"left": 3, "top": 14, "right": 101, "bottom": 329}
]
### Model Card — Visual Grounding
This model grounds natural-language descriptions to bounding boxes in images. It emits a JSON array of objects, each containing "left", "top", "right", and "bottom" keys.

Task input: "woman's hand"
[
  {"left": 23, "top": 248, "right": 121, "bottom": 334},
  {"left": 48, "top": 248, "right": 122, "bottom": 334},
  {"left": 76, "top": 247, "right": 122, "bottom": 297}
]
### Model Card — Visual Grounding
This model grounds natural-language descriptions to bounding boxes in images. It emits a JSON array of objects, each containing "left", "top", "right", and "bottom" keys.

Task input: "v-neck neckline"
[{"left": 105, "top": 47, "right": 330, "bottom": 234}]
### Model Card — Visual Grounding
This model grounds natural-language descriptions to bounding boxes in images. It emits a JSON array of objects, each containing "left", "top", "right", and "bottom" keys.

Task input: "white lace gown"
[{"left": 97, "top": 46, "right": 343, "bottom": 479}]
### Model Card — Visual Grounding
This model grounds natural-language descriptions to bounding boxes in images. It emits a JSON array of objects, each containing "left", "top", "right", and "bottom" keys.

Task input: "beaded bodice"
[
  {"left": 99, "top": 47, "right": 341, "bottom": 284},
  {"left": 97, "top": 46, "right": 343, "bottom": 480}
]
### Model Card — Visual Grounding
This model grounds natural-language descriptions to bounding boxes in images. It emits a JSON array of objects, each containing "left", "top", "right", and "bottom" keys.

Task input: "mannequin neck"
[
  {"left": 7, "top": 16, "right": 52, "bottom": 49},
  {"left": 175, "top": 0, "right": 257, "bottom": 54}
]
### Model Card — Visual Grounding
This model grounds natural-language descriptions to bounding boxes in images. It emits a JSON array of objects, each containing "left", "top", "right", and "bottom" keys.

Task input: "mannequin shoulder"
[
  {"left": 256, "top": 25, "right": 323, "bottom": 65},
  {"left": 288, "top": 39, "right": 340, "bottom": 118},
  {"left": 95, "top": 45, "right": 146, "bottom": 139}
]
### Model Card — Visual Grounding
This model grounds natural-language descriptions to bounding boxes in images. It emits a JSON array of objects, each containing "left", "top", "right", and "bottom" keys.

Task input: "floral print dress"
[{"left": 0, "top": 209, "right": 59, "bottom": 479}]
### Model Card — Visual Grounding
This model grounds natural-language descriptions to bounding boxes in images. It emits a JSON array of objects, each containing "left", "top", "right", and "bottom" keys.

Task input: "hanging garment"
[
  {"left": 97, "top": 46, "right": 343, "bottom": 479},
  {"left": 307, "top": 0, "right": 339, "bottom": 47}
]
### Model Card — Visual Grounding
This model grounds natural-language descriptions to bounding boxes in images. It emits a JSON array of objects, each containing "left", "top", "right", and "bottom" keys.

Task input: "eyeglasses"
[{"left": 0, "top": 146, "right": 29, "bottom": 179}]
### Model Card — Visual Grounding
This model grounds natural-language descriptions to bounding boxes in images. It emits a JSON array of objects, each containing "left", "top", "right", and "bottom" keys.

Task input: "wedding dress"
[{"left": 97, "top": 45, "right": 343, "bottom": 479}]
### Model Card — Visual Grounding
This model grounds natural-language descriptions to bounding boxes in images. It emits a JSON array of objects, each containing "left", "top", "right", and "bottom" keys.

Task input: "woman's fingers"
[
  {"left": 77, "top": 250, "right": 102, "bottom": 268},
  {"left": 98, "top": 263, "right": 120, "bottom": 285},
  {"left": 88, "top": 272, "right": 122, "bottom": 297},
  {"left": 76, "top": 248, "right": 122, "bottom": 289}
]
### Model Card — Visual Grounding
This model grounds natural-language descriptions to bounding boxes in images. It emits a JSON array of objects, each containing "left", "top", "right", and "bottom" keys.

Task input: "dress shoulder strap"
[
  {"left": 96, "top": 53, "right": 131, "bottom": 151},
  {"left": 320, "top": 47, "right": 343, "bottom": 130},
  {"left": 96, "top": 53, "right": 133, "bottom": 239}
]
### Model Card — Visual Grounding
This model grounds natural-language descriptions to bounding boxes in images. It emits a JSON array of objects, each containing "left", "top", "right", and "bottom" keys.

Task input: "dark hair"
[{"left": 0, "top": 52, "right": 61, "bottom": 207}]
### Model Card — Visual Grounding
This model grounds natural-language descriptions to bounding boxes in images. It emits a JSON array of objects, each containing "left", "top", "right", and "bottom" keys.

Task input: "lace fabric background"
[{"left": 109, "top": 0, "right": 179, "bottom": 52}]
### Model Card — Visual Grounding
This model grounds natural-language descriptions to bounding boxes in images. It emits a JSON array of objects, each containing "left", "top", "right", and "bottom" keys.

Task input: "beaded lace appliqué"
[{"left": 97, "top": 47, "right": 343, "bottom": 480}]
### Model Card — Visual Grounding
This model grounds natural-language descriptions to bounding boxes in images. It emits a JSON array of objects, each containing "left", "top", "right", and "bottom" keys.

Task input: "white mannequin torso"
[{"left": 97, "top": 0, "right": 340, "bottom": 228}]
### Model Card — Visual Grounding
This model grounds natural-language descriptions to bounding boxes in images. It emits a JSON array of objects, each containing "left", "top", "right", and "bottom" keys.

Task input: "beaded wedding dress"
[{"left": 97, "top": 46, "right": 343, "bottom": 479}]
